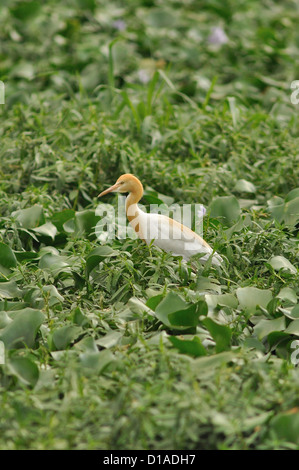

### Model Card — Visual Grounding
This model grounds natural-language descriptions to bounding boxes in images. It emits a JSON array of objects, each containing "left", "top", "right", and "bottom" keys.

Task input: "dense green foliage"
[{"left": 0, "top": 0, "right": 299, "bottom": 450}]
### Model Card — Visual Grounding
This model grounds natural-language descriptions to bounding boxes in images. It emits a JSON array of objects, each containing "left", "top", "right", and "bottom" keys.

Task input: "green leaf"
[
  {"left": 267, "top": 196, "right": 285, "bottom": 223},
  {"left": 51, "top": 209, "right": 75, "bottom": 232},
  {"left": 193, "top": 351, "right": 236, "bottom": 375},
  {"left": 12, "top": 205, "right": 45, "bottom": 229},
  {"left": 0, "top": 281, "right": 23, "bottom": 299},
  {"left": 233, "top": 179, "right": 256, "bottom": 193},
  {"left": 146, "top": 293, "right": 164, "bottom": 311},
  {"left": 285, "top": 320, "right": 299, "bottom": 336},
  {"left": 14, "top": 251, "right": 40, "bottom": 262},
  {"left": 253, "top": 316, "right": 285, "bottom": 340},
  {"left": 32, "top": 222, "right": 57, "bottom": 240},
  {"left": 168, "top": 303, "right": 201, "bottom": 328},
  {"left": 96, "top": 331, "right": 123, "bottom": 349},
  {"left": 39, "top": 253, "right": 70, "bottom": 275},
  {"left": 154, "top": 292, "right": 194, "bottom": 329},
  {"left": 86, "top": 246, "right": 118, "bottom": 277},
  {"left": 268, "top": 412, "right": 299, "bottom": 444},
  {"left": 285, "top": 188, "right": 299, "bottom": 202},
  {"left": 236, "top": 287, "right": 272, "bottom": 313},
  {"left": 290, "top": 305, "right": 299, "bottom": 319},
  {"left": 0, "top": 243, "right": 17, "bottom": 276},
  {"left": 146, "top": 8, "right": 177, "bottom": 28},
  {"left": 227, "top": 96, "right": 240, "bottom": 128},
  {"left": 284, "top": 197, "right": 299, "bottom": 226},
  {"left": 11, "top": 1, "right": 41, "bottom": 20},
  {"left": 0, "top": 308, "right": 45, "bottom": 349},
  {"left": 168, "top": 335, "right": 207, "bottom": 357},
  {"left": 8, "top": 357, "right": 39, "bottom": 387},
  {"left": 209, "top": 196, "right": 241, "bottom": 227},
  {"left": 74, "top": 210, "right": 101, "bottom": 236},
  {"left": 268, "top": 256, "right": 297, "bottom": 274},
  {"left": 0, "top": 311, "right": 13, "bottom": 329},
  {"left": 79, "top": 349, "right": 115, "bottom": 374},
  {"left": 277, "top": 287, "right": 297, "bottom": 304},
  {"left": 52, "top": 325, "right": 82, "bottom": 350},
  {"left": 205, "top": 293, "right": 238, "bottom": 310},
  {"left": 202, "top": 317, "right": 232, "bottom": 353}
]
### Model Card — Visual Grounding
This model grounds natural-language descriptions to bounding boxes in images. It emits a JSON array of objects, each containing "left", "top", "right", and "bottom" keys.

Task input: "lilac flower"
[
  {"left": 112, "top": 19, "right": 126, "bottom": 31},
  {"left": 208, "top": 26, "right": 228, "bottom": 45},
  {"left": 138, "top": 69, "right": 151, "bottom": 84},
  {"left": 197, "top": 204, "right": 207, "bottom": 220}
]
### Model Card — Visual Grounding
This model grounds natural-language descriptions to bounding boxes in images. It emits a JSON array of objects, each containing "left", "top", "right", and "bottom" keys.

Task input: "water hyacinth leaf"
[
  {"left": 268, "top": 256, "right": 297, "bottom": 274},
  {"left": 72, "top": 307, "right": 89, "bottom": 326},
  {"left": 74, "top": 210, "right": 101, "bottom": 236},
  {"left": 154, "top": 291, "right": 191, "bottom": 328},
  {"left": 290, "top": 305, "right": 299, "bottom": 319},
  {"left": 0, "top": 281, "right": 23, "bottom": 299},
  {"left": 14, "top": 251, "right": 40, "bottom": 262},
  {"left": 233, "top": 179, "right": 256, "bottom": 194},
  {"left": 208, "top": 195, "right": 240, "bottom": 227},
  {"left": 42, "top": 285, "right": 64, "bottom": 306},
  {"left": 284, "top": 197, "right": 299, "bottom": 226},
  {"left": 285, "top": 188, "right": 299, "bottom": 202},
  {"left": 74, "top": 335, "right": 98, "bottom": 353},
  {"left": 0, "top": 308, "right": 45, "bottom": 349},
  {"left": 52, "top": 325, "right": 82, "bottom": 350},
  {"left": 146, "top": 8, "right": 177, "bottom": 28},
  {"left": 277, "top": 287, "right": 297, "bottom": 304},
  {"left": 267, "top": 196, "right": 285, "bottom": 223},
  {"left": 86, "top": 246, "right": 118, "bottom": 277},
  {"left": 79, "top": 349, "right": 115, "bottom": 373},
  {"left": 202, "top": 317, "right": 232, "bottom": 353},
  {"left": 0, "top": 243, "right": 17, "bottom": 275},
  {"left": 168, "top": 336, "right": 207, "bottom": 357},
  {"left": 146, "top": 293, "right": 164, "bottom": 311},
  {"left": 51, "top": 209, "right": 75, "bottom": 232},
  {"left": 205, "top": 293, "right": 238, "bottom": 311},
  {"left": 196, "top": 276, "right": 221, "bottom": 293},
  {"left": 267, "top": 193, "right": 299, "bottom": 226},
  {"left": 193, "top": 351, "right": 236, "bottom": 375},
  {"left": 285, "top": 320, "right": 299, "bottom": 336},
  {"left": 39, "top": 253, "right": 70, "bottom": 274},
  {"left": 0, "top": 311, "right": 13, "bottom": 328},
  {"left": 236, "top": 287, "right": 272, "bottom": 313},
  {"left": 0, "top": 301, "right": 26, "bottom": 312},
  {"left": 12, "top": 205, "right": 45, "bottom": 229},
  {"left": 10, "top": 1, "right": 41, "bottom": 20},
  {"left": 96, "top": 331, "right": 123, "bottom": 349},
  {"left": 267, "top": 412, "right": 299, "bottom": 444},
  {"left": 168, "top": 303, "right": 201, "bottom": 328},
  {"left": 8, "top": 357, "right": 39, "bottom": 387},
  {"left": 32, "top": 222, "right": 57, "bottom": 240},
  {"left": 267, "top": 331, "right": 290, "bottom": 349},
  {"left": 253, "top": 316, "right": 285, "bottom": 340}
]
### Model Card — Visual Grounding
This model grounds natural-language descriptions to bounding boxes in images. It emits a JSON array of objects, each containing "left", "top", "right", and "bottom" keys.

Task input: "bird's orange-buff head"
[{"left": 98, "top": 174, "right": 143, "bottom": 198}]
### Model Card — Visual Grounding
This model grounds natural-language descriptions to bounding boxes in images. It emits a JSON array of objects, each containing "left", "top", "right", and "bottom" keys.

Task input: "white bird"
[{"left": 99, "top": 174, "right": 222, "bottom": 266}]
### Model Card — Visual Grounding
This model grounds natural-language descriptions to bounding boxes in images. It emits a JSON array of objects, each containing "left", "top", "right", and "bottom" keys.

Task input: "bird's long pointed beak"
[{"left": 98, "top": 182, "right": 120, "bottom": 197}]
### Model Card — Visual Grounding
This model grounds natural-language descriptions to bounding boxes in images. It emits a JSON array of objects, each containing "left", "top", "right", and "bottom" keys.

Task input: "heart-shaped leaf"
[
  {"left": 209, "top": 196, "right": 240, "bottom": 227},
  {"left": 0, "top": 308, "right": 45, "bottom": 349},
  {"left": 203, "top": 317, "right": 232, "bottom": 353},
  {"left": 0, "top": 243, "right": 17, "bottom": 275},
  {"left": 169, "top": 335, "right": 207, "bottom": 357},
  {"left": 8, "top": 356, "right": 39, "bottom": 387}
]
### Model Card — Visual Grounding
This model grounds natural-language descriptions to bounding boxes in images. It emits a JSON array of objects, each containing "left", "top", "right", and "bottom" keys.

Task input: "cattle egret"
[{"left": 99, "top": 174, "right": 223, "bottom": 266}]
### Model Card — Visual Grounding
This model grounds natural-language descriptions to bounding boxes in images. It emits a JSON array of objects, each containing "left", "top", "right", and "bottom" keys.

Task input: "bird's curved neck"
[{"left": 125, "top": 183, "right": 143, "bottom": 223}]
